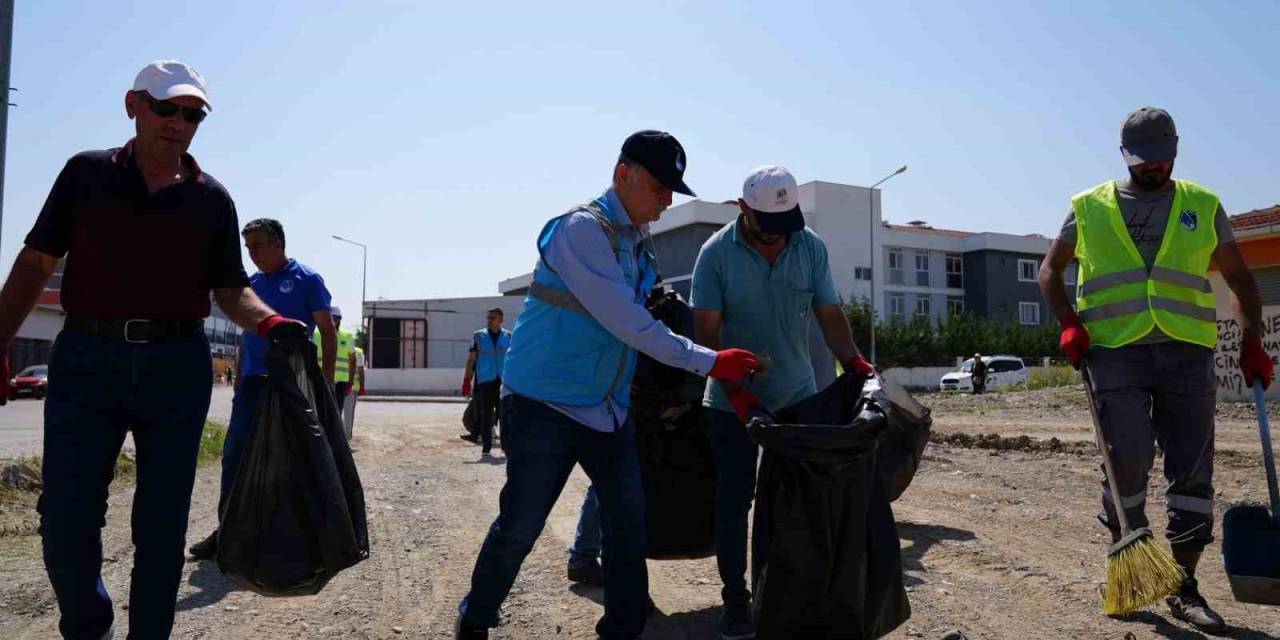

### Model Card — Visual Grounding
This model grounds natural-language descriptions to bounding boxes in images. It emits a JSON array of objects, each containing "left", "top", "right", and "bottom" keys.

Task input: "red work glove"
[
  {"left": 844, "top": 356, "right": 876, "bottom": 377},
  {"left": 257, "top": 314, "right": 307, "bottom": 339},
  {"left": 709, "top": 348, "right": 760, "bottom": 382},
  {"left": 0, "top": 355, "right": 9, "bottom": 407},
  {"left": 1058, "top": 311, "right": 1090, "bottom": 369},
  {"left": 358, "top": 386, "right": 366, "bottom": 397},
  {"left": 461, "top": 377, "right": 473, "bottom": 397},
  {"left": 1242, "top": 337, "right": 1274, "bottom": 390},
  {"left": 729, "top": 387, "right": 765, "bottom": 423}
]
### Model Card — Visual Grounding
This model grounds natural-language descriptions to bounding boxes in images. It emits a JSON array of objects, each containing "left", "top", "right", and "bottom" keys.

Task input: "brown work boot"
[{"left": 1166, "top": 578, "right": 1226, "bottom": 634}]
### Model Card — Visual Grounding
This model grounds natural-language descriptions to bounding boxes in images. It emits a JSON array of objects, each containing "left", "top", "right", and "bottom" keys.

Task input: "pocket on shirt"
[{"left": 779, "top": 285, "right": 815, "bottom": 328}]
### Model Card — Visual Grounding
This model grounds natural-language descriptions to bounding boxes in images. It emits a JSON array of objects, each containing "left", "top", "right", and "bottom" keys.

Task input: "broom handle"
[
  {"left": 1082, "top": 364, "right": 1133, "bottom": 535},
  {"left": 1251, "top": 382, "right": 1280, "bottom": 522}
]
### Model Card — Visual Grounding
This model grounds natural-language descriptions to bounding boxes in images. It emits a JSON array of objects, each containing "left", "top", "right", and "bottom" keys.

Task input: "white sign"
[{"left": 1214, "top": 308, "right": 1280, "bottom": 401}]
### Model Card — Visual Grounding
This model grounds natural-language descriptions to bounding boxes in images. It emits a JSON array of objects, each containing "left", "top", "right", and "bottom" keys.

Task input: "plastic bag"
[
  {"left": 633, "top": 290, "right": 716, "bottom": 559},
  {"left": 749, "top": 374, "right": 911, "bottom": 639},
  {"left": 217, "top": 337, "right": 370, "bottom": 596},
  {"left": 863, "top": 376, "right": 932, "bottom": 501}
]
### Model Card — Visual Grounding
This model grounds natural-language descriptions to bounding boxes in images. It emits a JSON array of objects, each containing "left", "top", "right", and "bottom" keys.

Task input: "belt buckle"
[{"left": 124, "top": 319, "right": 150, "bottom": 344}]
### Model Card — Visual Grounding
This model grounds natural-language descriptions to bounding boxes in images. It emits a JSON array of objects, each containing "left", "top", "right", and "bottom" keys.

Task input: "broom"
[{"left": 1080, "top": 364, "right": 1185, "bottom": 614}]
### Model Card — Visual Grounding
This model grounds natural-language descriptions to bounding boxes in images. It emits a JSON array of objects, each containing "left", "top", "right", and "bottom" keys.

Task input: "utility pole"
[{"left": 0, "top": 0, "right": 14, "bottom": 251}]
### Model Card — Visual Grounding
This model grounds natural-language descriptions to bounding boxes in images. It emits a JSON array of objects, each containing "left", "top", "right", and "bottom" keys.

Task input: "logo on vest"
[
  {"left": 1180, "top": 210, "right": 1198, "bottom": 231},
  {"left": 279, "top": 279, "right": 295, "bottom": 294}
]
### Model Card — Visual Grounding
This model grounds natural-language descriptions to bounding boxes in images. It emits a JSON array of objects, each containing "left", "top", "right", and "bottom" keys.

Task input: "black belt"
[{"left": 66, "top": 315, "right": 203, "bottom": 344}]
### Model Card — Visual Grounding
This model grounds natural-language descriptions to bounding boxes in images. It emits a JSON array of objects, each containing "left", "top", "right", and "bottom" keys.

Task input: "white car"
[{"left": 939, "top": 355, "right": 1030, "bottom": 393}]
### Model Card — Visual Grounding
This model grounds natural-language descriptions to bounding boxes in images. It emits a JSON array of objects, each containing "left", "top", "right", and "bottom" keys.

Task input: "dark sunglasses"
[{"left": 138, "top": 92, "right": 207, "bottom": 125}]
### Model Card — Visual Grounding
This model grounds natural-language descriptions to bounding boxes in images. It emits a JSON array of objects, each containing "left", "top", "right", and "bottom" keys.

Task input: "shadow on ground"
[
  {"left": 897, "top": 520, "right": 977, "bottom": 587},
  {"left": 174, "top": 560, "right": 241, "bottom": 612}
]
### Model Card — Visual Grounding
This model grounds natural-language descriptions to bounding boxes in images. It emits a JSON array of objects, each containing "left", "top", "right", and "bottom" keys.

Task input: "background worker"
[
  {"left": 190, "top": 218, "right": 336, "bottom": 560},
  {"left": 971, "top": 352, "right": 988, "bottom": 394},
  {"left": 1040, "top": 106, "right": 1273, "bottom": 633},
  {"left": 461, "top": 308, "right": 511, "bottom": 457},
  {"left": 0, "top": 60, "right": 305, "bottom": 639},
  {"left": 315, "top": 306, "right": 358, "bottom": 416},
  {"left": 454, "top": 130, "right": 759, "bottom": 640},
  {"left": 691, "top": 165, "right": 875, "bottom": 640},
  {"left": 346, "top": 343, "right": 366, "bottom": 439}
]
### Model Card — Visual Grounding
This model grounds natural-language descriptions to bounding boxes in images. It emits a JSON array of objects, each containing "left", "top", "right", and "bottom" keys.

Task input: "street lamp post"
[
  {"left": 332, "top": 234, "right": 368, "bottom": 351},
  {"left": 867, "top": 165, "right": 907, "bottom": 364}
]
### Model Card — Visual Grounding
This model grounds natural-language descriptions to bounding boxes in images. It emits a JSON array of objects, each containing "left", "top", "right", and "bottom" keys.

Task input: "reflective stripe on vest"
[{"left": 1072, "top": 179, "right": 1219, "bottom": 349}]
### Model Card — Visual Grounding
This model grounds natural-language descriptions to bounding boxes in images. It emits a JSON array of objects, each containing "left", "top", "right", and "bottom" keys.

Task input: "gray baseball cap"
[{"left": 1120, "top": 107, "right": 1178, "bottom": 166}]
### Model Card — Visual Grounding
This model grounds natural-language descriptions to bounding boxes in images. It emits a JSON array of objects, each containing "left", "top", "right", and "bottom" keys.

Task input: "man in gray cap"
[{"left": 1040, "top": 107, "right": 1270, "bottom": 633}]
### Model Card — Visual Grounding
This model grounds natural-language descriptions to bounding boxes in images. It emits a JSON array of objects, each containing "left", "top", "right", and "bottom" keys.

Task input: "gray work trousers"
[{"left": 1088, "top": 341, "right": 1217, "bottom": 552}]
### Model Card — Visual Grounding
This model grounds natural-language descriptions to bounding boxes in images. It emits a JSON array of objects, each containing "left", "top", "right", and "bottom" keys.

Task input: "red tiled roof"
[{"left": 1232, "top": 205, "right": 1280, "bottom": 232}]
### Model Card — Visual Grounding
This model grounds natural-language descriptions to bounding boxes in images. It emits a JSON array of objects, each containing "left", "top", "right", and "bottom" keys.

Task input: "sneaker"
[
  {"left": 719, "top": 595, "right": 756, "bottom": 640},
  {"left": 567, "top": 558, "right": 603, "bottom": 586},
  {"left": 453, "top": 617, "right": 488, "bottom": 639},
  {"left": 1166, "top": 577, "right": 1226, "bottom": 634},
  {"left": 188, "top": 531, "right": 217, "bottom": 560}
]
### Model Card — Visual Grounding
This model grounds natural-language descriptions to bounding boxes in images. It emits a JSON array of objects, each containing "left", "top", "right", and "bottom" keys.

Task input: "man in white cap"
[
  {"left": 691, "top": 165, "right": 874, "bottom": 639},
  {"left": 0, "top": 60, "right": 307, "bottom": 638}
]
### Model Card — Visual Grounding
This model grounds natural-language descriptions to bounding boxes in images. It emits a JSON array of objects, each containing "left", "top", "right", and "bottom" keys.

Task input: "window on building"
[
  {"left": 889, "top": 293, "right": 905, "bottom": 323},
  {"left": 1019, "top": 301, "right": 1041, "bottom": 325},
  {"left": 915, "top": 296, "right": 931, "bottom": 319},
  {"left": 854, "top": 266, "right": 873, "bottom": 281},
  {"left": 371, "top": 317, "right": 428, "bottom": 369},
  {"left": 887, "top": 249, "right": 903, "bottom": 285},
  {"left": 915, "top": 252, "right": 930, "bottom": 287},
  {"left": 946, "top": 253, "right": 963, "bottom": 289},
  {"left": 947, "top": 296, "right": 964, "bottom": 315},
  {"left": 1018, "top": 259, "right": 1039, "bottom": 282}
]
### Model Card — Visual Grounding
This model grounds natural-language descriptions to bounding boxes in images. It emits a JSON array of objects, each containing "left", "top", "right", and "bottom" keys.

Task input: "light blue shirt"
[
  {"left": 504, "top": 189, "right": 717, "bottom": 431},
  {"left": 691, "top": 217, "right": 840, "bottom": 413}
]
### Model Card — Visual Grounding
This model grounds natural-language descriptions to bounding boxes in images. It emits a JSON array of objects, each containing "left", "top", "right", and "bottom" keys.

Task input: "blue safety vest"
[
  {"left": 473, "top": 328, "right": 511, "bottom": 384},
  {"left": 502, "top": 195, "right": 659, "bottom": 411}
]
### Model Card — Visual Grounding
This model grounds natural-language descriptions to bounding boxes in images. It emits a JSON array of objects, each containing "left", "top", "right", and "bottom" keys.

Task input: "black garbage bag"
[
  {"left": 749, "top": 374, "right": 911, "bottom": 640},
  {"left": 781, "top": 373, "right": 932, "bottom": 502},
  {"left": 217, "top": 337, "right": 370, "bottom": 596},
  {"left": 633, "top": 290, "right": 716, "bottom": 560},
  {"left": 462, "top": 394, "right": 478, "bottom": 435}
]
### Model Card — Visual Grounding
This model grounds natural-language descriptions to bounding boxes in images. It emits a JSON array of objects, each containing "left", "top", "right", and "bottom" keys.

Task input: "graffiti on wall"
[{"left": 1215, "top": 311, "right": 1280, "bottom": 399}]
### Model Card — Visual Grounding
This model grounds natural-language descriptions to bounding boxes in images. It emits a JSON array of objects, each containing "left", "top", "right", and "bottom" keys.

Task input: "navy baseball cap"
[
  {"left": 1121, "top": 107, "right": 1178, "bottom": 166},
  {"left": 621, "top": 130, "right": 695, "bottom": 197}
]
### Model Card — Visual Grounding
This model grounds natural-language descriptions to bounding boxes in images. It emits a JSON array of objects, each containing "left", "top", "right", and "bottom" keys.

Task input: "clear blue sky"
[{"left": 2, "top": 1, "right": 1277, "bottom": 321}]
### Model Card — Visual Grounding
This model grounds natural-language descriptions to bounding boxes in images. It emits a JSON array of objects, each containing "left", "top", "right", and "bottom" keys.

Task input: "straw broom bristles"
[{"left": 1102, "top": 531, "right": 1186, "bottom": 615}]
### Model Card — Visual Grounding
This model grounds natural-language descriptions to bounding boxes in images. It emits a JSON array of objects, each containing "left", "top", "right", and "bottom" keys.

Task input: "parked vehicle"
[
  {"left": 9, "top": 365, "right": 49, "bottom": 401},
  {"left": 939, "top": 356, "right": 1029, "bottom": 393}
]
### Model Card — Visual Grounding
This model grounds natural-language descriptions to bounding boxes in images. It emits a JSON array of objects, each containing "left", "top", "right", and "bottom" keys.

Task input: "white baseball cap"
[
  {"left": 331, "top": 306, "right": 343, "bottom": 318},
  {"left": 132, "top": 60, "right": 211, "bottom": 111},
  {"left": 742, "top": 165, "right": 805, "bottom": 234}
]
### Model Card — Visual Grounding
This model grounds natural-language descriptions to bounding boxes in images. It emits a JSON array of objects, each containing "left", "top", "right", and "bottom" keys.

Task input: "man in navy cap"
[{"left": 454, "top": 131, "right": 760, "bottom": 640}]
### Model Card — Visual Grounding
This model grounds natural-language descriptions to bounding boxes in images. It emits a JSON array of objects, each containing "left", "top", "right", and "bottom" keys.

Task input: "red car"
[{"left": 9, "top": 365, "right": 49, "bottom": 401}]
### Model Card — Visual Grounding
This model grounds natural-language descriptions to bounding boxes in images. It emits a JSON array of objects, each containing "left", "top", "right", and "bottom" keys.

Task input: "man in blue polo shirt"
[
  {"left": 189, "top": 217, "right": 337, "bottom": 560},
  {"left": 692, "top": 165, "right": 875, "bottom": 640}
]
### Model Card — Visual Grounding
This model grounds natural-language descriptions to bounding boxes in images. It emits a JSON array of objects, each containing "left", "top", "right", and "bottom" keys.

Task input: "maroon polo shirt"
[{"left": 24, "top": 139, "right": 250, "bottom": 320}]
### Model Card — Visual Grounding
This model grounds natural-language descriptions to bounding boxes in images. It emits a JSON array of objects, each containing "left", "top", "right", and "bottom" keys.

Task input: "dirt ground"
[{"left": 2, "top": 389, "right": 1280, "bottom": 639}]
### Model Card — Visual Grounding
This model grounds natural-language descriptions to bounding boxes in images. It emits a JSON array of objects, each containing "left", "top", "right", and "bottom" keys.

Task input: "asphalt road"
[{"left": 0, "top": 386, "right": 238, "bottom": 459}]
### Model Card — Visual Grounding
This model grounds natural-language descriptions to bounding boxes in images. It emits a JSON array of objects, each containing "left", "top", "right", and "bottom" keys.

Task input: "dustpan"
[{"left": 1222, "top": 383, "right": 1280, "bottom": 605}]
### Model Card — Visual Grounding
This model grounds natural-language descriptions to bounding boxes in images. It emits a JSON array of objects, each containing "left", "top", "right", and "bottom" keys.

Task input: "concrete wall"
[
  {"left": 365, "top": 296, "right": 526, "bottom": 370},
  {"left": 803, "top": 181, "right": 879, "bottom": 307},
  {"left": 649, "top": 223, "right": 724, "bottom": 280},
  {"left": 367, "top": 367, "right": 466, "bottom": 395},
  {"left": 963, "top": 250, "right": 1058, "bottom": 325},
  {"left": 16, "top": 307, "right": 65, "bottom": 341},
  {"left": 881, "top": 366, "right": 954, "bottom": 390}
]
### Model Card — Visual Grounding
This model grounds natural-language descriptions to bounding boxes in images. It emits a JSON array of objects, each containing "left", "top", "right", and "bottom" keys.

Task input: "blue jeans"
[
  {"left": 569, "top": 485, "right": 601, "bottom": 563},
  {"left": 459, "top": 394, "right": 650, "bottom": 637},
  {"left": 706, "top": 408, "right": 760, "bottom": 604},
  {"left": 219, "top": 375, "right": 268, "bottom": 516},
  {"left": 38, "top": 329, "right": 212, "bottom": 640}
]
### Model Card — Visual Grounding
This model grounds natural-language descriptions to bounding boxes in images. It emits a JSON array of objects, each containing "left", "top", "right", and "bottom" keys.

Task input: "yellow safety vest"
[
  {"left": 313, "top": 327, "right": 355, "bottom": 382},
  {"left": 1072, "top": 179, "right": 1219, "bottom": 349}
]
